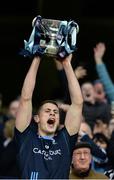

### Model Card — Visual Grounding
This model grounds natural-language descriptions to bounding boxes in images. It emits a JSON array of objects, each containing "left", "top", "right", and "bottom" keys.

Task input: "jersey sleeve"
[
  {"left": 14, "top": 125, "right": 33, "bottom": 153},
  {"left": 59, "top": 127, "right": 78, "bottom": 155}
]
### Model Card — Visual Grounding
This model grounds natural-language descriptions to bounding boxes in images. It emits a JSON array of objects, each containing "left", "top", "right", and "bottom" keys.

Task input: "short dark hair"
[
  {"left": 93, "top": 133, "right": 109, "bottom": 145},
  {"left": 37, "top": 100, "right": 59, "bottom": 114},
  {"left": 93, "top": 79, "right": 102, "bottom": 85}
]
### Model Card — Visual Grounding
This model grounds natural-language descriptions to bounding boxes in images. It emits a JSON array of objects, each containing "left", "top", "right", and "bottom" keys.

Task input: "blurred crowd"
[{"left": 0, "top": 42, "right": 114, "bottom": 179}]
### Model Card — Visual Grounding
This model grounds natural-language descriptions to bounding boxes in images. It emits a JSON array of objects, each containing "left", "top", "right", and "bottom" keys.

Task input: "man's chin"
[
  {"left": 47, "top": 124, "right": 58, "bottom": 131},
  {"left": 75, "top": 166, "right": 91, "bottom": 178},
  {"left": 77, "top": 166, "right": 89, "bottom": 173},
  {"left": 80, "top": 168, "right": 89, "bottom": 173},
  {"left": 46, "top": 127, "right": 56, "bottom": 135}
]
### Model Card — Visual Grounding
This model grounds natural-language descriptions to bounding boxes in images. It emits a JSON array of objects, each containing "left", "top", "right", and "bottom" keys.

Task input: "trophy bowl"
[{"left": 40, "top": 19, "right": 61, "bottom": 57}]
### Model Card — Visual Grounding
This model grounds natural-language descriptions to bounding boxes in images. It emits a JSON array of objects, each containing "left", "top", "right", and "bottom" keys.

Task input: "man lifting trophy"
[
  {"left": 15, "top": 14, "right": 83, "bottom": 179},
  {"left": 20, "top": 15, "right": 79, "bottom": 59}
]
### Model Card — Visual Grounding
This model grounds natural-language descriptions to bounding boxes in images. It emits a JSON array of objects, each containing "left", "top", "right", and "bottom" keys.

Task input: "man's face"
[
  {"left": 81, "top": 83, "right": 95, "bottom": 103},
  {"left": 72, "top": 148, "right": 91, "bottom": 173},
  {"left": 37, "top": 103, "right": 60, "bottom": 136},
  {"left": 94, "top": 83, "right": 105, "bottom": 102},
  {"left": 9, "top": 100, "right": 20, "bottom": 118}
]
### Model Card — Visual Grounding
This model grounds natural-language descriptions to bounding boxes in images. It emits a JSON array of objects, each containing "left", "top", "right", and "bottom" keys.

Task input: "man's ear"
[{"left": 34, "top": 115, "right": 39, "bottom": 123}]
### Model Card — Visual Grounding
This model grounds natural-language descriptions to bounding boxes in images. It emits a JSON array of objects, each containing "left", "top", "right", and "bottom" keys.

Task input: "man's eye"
[
  {"left": 54, "top": 111, "right": 59, "bottom": 114},
  {"left": 45, "top": 110, "right": 50, "bottom": 112}
]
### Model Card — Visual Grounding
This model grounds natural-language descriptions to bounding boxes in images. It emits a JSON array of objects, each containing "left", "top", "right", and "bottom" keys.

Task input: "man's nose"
[
  {"left": 50, "top": 111, "right": 55, "bottom": 116},
  {"left": 80, "top": 153, "right": 85, "bottom": 159}
]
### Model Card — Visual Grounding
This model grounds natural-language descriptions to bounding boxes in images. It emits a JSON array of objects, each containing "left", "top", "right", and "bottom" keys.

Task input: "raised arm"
[
  {"left": 60, "top": 54, "right": 83, "bottom": 135},
  {"left": 94, "top": 42, "right": 114, "bottom": 102},
  {"left": 15, "top": 56, "right": 41, "bottom": 132}
]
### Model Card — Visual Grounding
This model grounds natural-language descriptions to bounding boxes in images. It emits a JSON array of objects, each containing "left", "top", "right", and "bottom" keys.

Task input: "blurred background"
[{"left": 0, "top": 0, "right": 114, "bottom": 107}]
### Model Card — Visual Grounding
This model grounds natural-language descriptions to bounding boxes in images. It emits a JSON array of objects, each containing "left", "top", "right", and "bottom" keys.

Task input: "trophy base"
[{"left": 45, "top": 46, "right": 58, "bottom": 57}]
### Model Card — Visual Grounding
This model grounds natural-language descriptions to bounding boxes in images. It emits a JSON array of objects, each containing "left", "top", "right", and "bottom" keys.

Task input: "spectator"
[
  {"left": 93, "top": 133, "right": 109, "bottom": 151},
  {"left": 92, "top": 133, "right": 109, "bottom": 173},
  {"left": 93, "top": 42, "right": 114, "bottom": 103},
  {"left": 69, "top": 142, "right": 107, "bottom": 179},
  {"left": 7, "top": 97, "right": 20, "bottom": 120},
  {"left": 81, "top": 82, "right": 111, "bottom": 129},
  {"left": 0, "top": 119, "right": 19, "bottom": 178},
  {"left": 79, "top": 129, "right": 109, "bottom": 174},
  {"left": 93, "top": 119, "right": 109, "bottom": 138},
  {"left": 93, "top": 79, "right": 107, "bottom": 103}
]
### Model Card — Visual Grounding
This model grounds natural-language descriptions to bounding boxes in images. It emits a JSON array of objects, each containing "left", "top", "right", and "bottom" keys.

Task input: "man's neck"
[
  {"left": 72, "top": 165, "right": 91, "bottom": 178},
  {"left": 38, "top": 135, "right": 54, "bottom": 140},
  {"left": 38, "top": 129, "right": 54, "bottom": 138}
]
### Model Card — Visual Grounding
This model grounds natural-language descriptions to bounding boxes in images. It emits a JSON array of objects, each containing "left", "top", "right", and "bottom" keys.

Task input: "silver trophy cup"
[{"left": 32, "top": 16, "right": 79, "bottom": 57}]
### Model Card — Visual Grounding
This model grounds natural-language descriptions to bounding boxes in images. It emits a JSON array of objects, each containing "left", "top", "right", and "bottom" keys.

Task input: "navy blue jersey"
[{"left": 14, "top": 125, "right": 77, "bottom": 179}]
